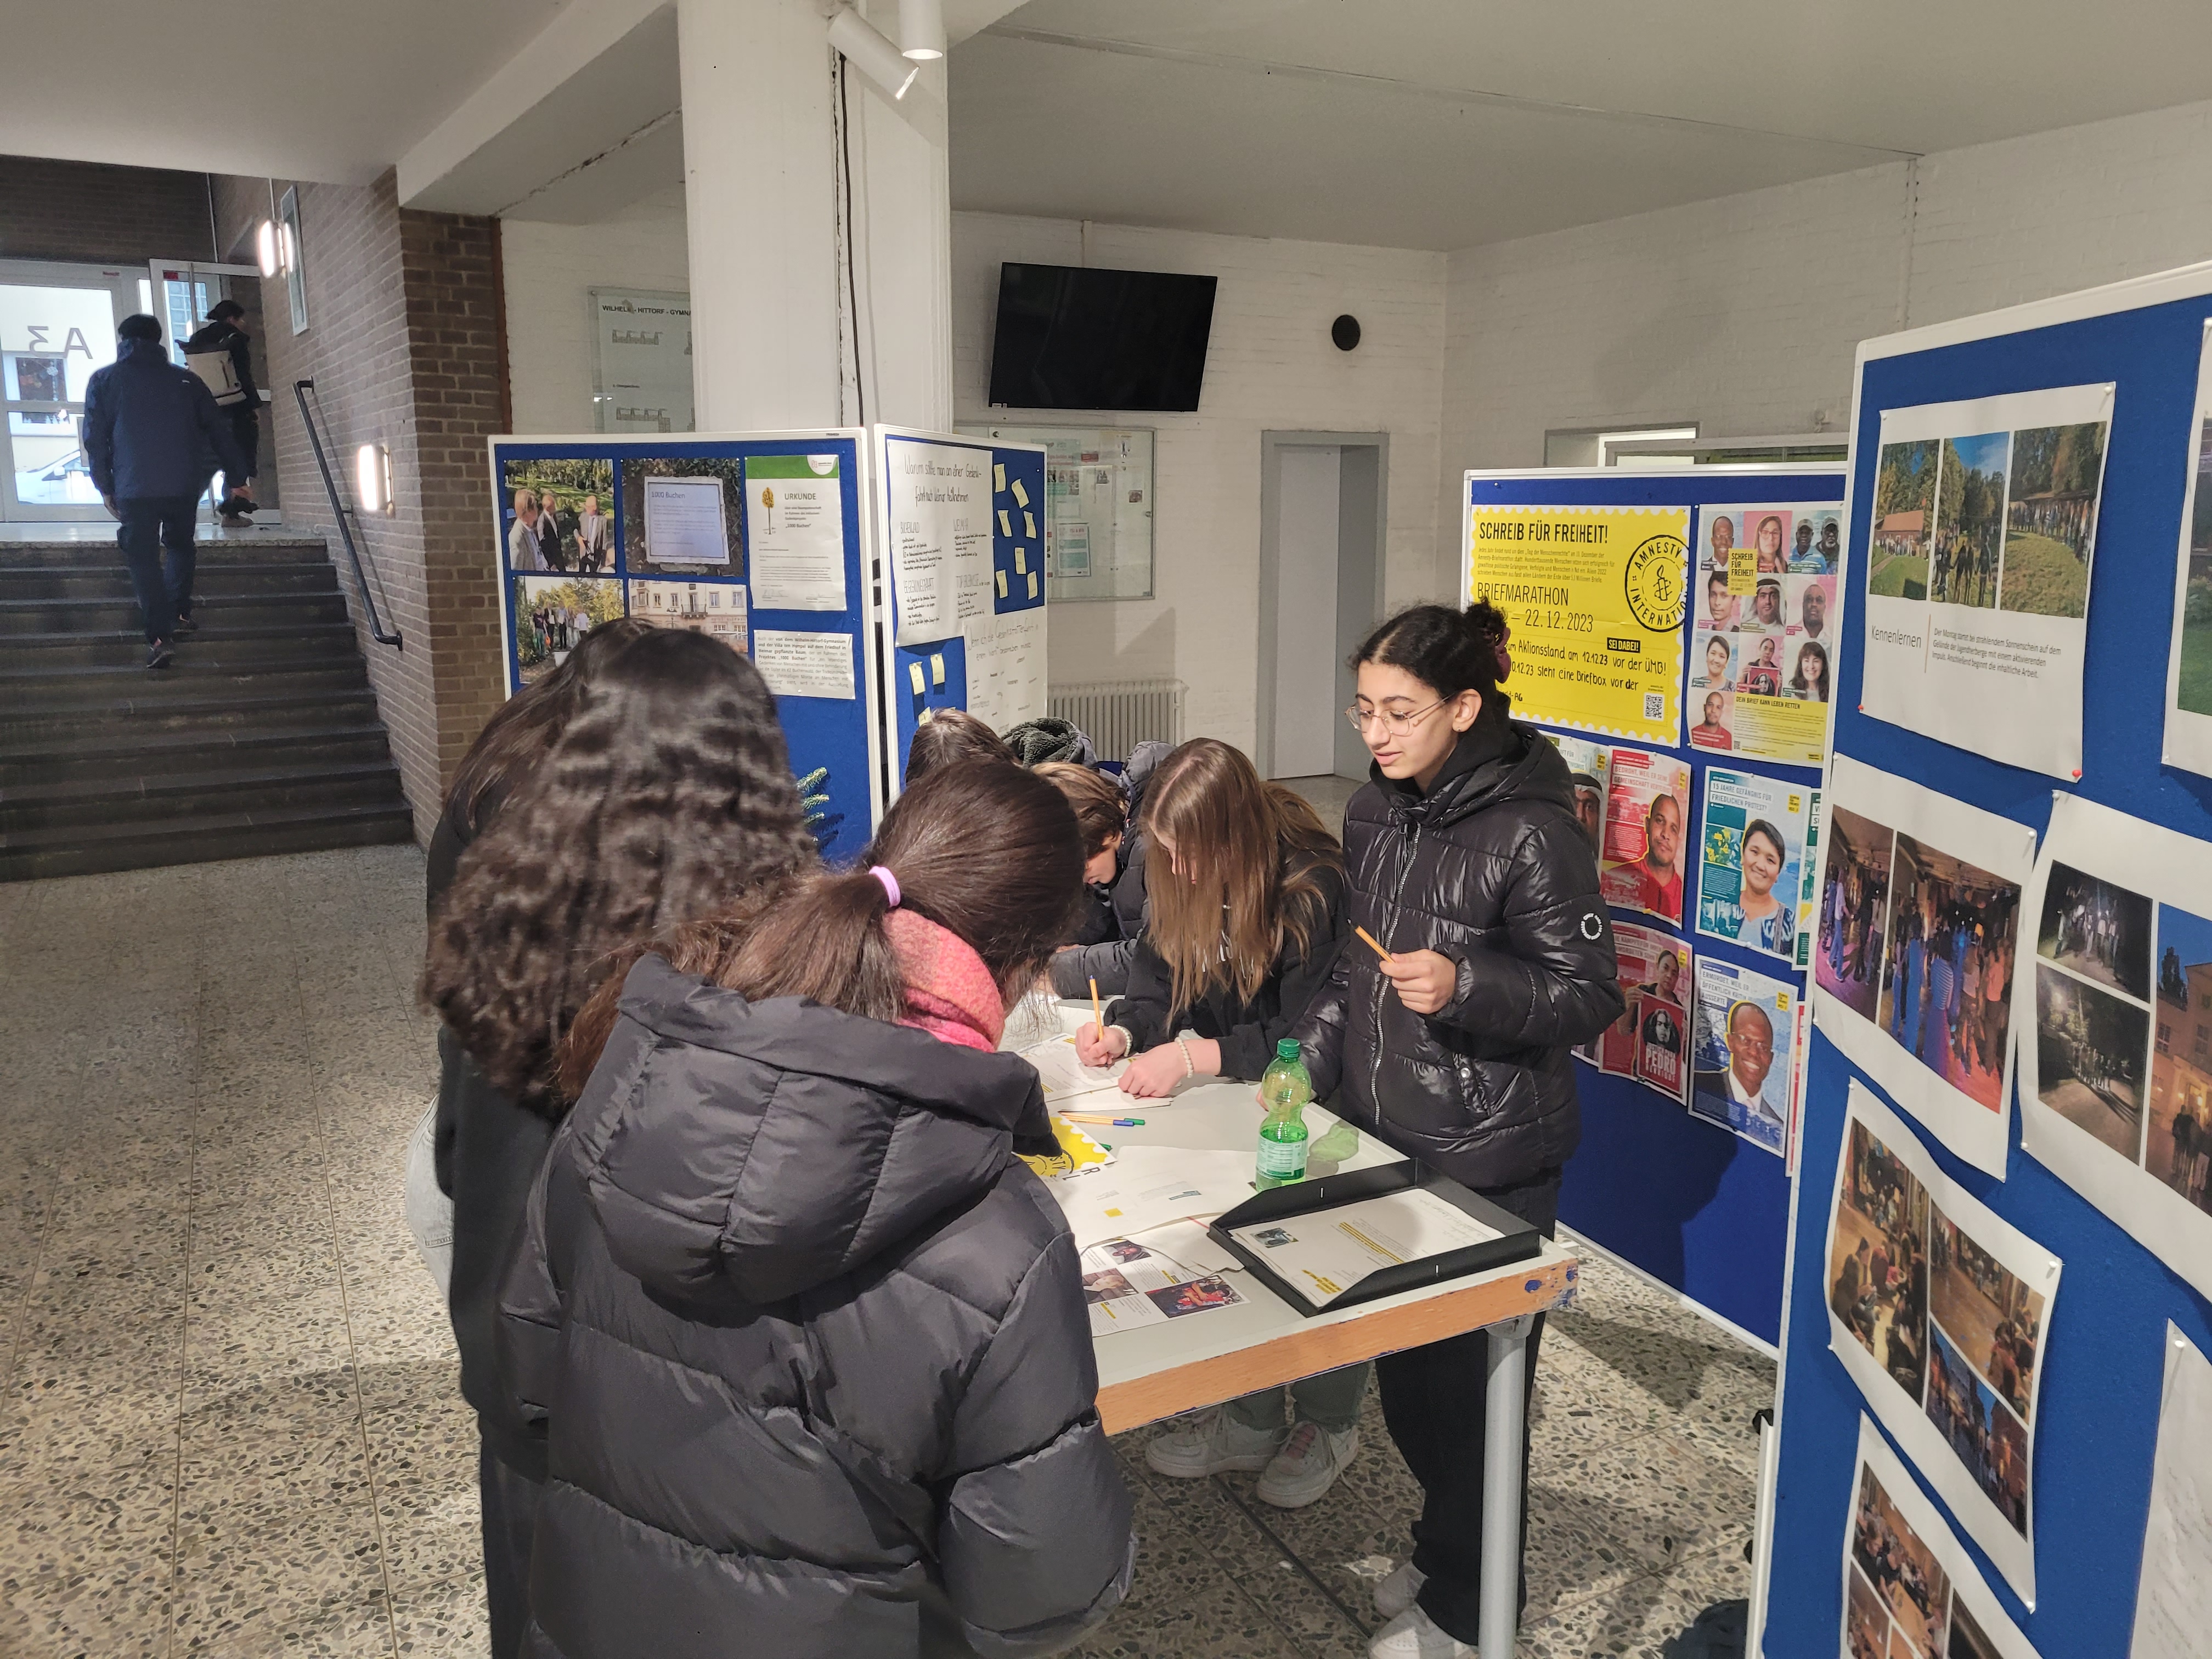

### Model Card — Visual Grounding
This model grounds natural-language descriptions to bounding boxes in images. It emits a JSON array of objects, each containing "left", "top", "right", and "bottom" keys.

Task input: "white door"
[
  {"left": 1271, "top": 444, "right": 1341, "bottom": 778},
  {"left": 0, "top": 259, "right": 141, "bottom": 521}
]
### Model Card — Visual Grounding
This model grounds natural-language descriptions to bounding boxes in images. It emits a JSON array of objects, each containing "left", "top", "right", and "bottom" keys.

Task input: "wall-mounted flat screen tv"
[{"left": 988, "top": 262, "right": 1217, "bottom": 413}]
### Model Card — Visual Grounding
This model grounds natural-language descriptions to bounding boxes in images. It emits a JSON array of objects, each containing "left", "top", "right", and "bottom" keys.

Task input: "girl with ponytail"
[
  {"left": 1292, "top": 599, "right": 1625, "bottom": 1658},
  {"left": 503, "top": 762, "right": 1135, "bottom": 1659}
]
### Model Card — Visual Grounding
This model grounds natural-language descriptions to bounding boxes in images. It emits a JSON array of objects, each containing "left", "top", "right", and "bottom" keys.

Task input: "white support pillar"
[{"left": 676, "top": 0, "right": 952, "bottom": 434}]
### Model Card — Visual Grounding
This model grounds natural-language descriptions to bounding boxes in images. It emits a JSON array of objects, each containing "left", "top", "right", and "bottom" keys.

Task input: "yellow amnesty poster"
[{"left": 1466, "top": 504, "right": 1689, "bottom": 746}]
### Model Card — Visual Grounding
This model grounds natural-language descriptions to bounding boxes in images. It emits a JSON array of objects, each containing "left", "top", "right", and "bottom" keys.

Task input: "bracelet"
[{"left": 1175, "top": 1035, "right": 1195, "bottom": 1078}]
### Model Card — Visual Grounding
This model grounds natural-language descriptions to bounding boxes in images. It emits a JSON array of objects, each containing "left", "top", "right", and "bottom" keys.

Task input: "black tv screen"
[{"left": 988, "top": 263, "right": 1217, "bottom": 413}]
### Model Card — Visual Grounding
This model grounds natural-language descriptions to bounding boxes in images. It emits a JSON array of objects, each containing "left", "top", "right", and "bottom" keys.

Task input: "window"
[
  {"left": 279, "top": 186, "right": 308, "bottom": 335},
  {"left": 2158, "top": 1022, "right": 2172, "bottom": 1054},
  {"left": 1543, "top": 424, "right": 1700, "bottom": 469}
]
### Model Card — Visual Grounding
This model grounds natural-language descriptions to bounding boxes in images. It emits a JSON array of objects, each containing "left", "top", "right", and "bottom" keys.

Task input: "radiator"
[{"left": 1047, "top": 679, "right": 1186, "bottom": 763}]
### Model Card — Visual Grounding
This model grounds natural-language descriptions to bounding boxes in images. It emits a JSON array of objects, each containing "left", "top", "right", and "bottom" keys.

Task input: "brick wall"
[{"left": 0, "top": 155, "right": 214, "bottom": 266}]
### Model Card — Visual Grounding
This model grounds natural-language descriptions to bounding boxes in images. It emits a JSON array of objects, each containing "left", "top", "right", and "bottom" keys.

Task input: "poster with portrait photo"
[
  {"left": 1576, "top": 922, "right": 1690, "bottom": 1104},
  {"left": 1691, "top": 501, "right": 1840, "bottom": 766},
  {"left": 2017, "top": 793, "right": 2212, "bottom": 1305},
  {"left": 1697, "top": 769, "right": 1817, "bottom": 968},
  {"left": 1825, "top": 1082, "right": 2061, "bottom": 1603},
  {"left": 1537, "top": 729, "right": 1610, "bottom": 859},
  {"left": 1598, "top": 746, "right": 1690, "bottom": 925},
  {"left": 1859, "top": 385, "right": 2113, "bottom": 780},
  {"left": 1690, "top": 958, "right": 1797, "bottom": 1156},
  {"left": 1841, "top": 1415, "right": 2045, "bottom": 1659},
  {"left": 1812, "top": 758, "right": 2035, "bottom": 1177}
]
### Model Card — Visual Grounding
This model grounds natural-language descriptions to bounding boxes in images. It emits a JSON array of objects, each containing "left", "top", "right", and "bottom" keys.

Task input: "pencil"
[
  {"left": 1089, "top": 975, "right": 1104, "bottom": 1035},
  {"left": 1062, "top": 1114, "right": 1143, "bottom": 1126},
  {"left": 1354, "top": 925, "right": 1391, "bottom": 961}
]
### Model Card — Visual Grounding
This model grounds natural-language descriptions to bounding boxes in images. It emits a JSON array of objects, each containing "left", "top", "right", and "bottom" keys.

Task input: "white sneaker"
[
  {"left": 1374, "top": 1560, "right": 1427, "bottom": 1621},
  {"left": 1144, "top": 1409, "right": 1284, "bottom": 1479},
  {"left": 1367, "top": 1604, "right": 1474, "bottom": 1657},
  {"left": 1255, "top": 1420, "right": 1359, "bottom": 1508}
]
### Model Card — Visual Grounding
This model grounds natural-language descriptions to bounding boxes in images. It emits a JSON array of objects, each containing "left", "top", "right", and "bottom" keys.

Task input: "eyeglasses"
[{"left": 1345, "top": 698, "right": 1444, "bottom": 735}]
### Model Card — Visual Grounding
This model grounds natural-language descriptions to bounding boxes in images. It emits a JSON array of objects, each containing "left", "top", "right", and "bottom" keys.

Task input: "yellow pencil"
[
  {"left": 1355, "top": 926, "right": 1391, "bottom": 961},
  {"left": 1090, "top": 975, "right": 1104, "bottom": 1035}
]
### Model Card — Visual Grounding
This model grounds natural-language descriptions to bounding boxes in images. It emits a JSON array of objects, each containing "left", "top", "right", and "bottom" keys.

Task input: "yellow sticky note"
[
  {"left": 1027, "top": 571, "right": 1039, "bottom": 599},
  {"left": 1012, "top": 478, "right": 1030, "bottom": 507},
  {"left": 996, "top": 570, "right": 1009, "bottom": 599},
  {"left": 918, "top": 707, "right": 935, "bottom": 725},
  {"left": 994, "top": 463, "right": 1007, "bottom": 492},
  {"left": 1015, "top": 548, "right": 1028, "bottom": 573},
  {"left": 908, "top": 663, "right": 925, "bottom": 695},
  {"left": 1024, "top": 511, "right": 1036, "bottom": 538},
  {"left": 998, "top": 510, "right": 1012, "bottom": 536},
  {"left": 930, "top": 652, "right": 945, "bottom": 687}
]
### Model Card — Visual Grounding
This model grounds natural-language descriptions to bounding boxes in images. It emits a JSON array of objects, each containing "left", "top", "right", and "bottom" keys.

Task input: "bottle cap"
[{"left": 1277, "top": 1038, "right": 1300, "bottom": 1060}]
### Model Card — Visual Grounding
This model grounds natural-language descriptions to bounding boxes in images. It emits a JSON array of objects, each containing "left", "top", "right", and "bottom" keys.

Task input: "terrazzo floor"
[{"left": 0, "top": 845, "right": 1773, "bottom": 1658}]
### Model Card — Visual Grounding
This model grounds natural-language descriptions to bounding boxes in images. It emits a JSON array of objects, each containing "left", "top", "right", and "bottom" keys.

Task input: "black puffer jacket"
[
  {"left": 499, "top": 955, "right": 1135, "bottom": 1658},
  {"left": 1296, "top": 719, "right": 1623, "bottom": 1190}
]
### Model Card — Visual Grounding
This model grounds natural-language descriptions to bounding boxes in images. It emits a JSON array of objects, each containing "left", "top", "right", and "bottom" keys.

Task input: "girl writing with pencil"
[{"left": 1296, "top": 600, "right": 1623, "bottom": 1659}]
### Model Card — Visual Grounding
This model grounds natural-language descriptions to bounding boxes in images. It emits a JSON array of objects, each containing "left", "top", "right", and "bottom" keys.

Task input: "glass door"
[
  {"left": 148, "top": 261, "right": 277, "bottom": 515},
  {"left": 0, "top": 261, "right": 139, "bottom": 522}
]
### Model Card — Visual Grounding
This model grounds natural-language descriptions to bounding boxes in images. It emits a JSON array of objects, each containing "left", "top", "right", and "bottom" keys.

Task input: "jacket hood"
[
  {"left": 1375, "top": 718, "right": 1577, "bottom": 830},
  {"left": 573, "top": 953, "right": 1054, "bottom": 1306},
  {"left": 114, "top": 336, "right": 168, "bottom": 364}
]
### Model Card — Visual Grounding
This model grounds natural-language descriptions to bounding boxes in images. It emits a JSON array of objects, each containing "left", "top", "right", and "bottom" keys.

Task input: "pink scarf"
[{"left": 885, "top": 910, "right": 1005, "bottom": 1053}]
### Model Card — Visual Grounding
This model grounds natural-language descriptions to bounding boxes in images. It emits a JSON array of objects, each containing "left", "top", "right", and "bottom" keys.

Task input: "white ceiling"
[{"left": 949, "top": 0, "right": 2212, "bottom": 249}]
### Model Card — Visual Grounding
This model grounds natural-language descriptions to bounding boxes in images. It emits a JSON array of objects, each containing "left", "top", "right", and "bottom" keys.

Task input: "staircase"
[{"left": 0, "top": 531, "right": 416, "bottom": 882}]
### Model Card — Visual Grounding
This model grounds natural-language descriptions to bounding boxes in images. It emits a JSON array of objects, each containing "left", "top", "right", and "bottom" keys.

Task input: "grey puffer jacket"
[
  {"left": 1296, "top": 718, "right": 1623, "bottom": 1191},
  {"left": 499, "top": 954, "right": 1135, "bottom": 1658}
]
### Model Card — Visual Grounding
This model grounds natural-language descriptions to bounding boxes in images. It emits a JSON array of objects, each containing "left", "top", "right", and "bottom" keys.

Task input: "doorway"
[
  {"left": 1258, "top": 431, "right": 1387, "bottom": 782},
  {"left": 0, "top": 259, "right": 143, "bottom": 521}
]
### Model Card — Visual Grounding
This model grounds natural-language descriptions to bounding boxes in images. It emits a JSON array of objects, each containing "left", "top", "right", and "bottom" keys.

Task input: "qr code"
[{"left": 1643, "top": 692, "right": 1664, "bottom": 720}]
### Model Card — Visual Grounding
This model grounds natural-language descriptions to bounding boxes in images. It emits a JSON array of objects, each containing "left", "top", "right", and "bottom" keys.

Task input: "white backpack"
[{"left": 185, "top": 345, "right": 246, "bottom": 407}]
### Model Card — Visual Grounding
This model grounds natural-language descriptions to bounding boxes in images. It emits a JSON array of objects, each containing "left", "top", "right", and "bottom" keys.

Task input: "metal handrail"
[{"left": 292, "top": 378, "right": 402, "bottom": 648}]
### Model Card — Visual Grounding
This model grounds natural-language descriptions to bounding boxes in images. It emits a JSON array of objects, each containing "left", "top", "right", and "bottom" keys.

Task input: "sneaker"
[
  {"left": 219, "top": 513, "right": 253, "bottom": 528},
  {"left": 1368, "top": 1605, "right": 1473, "bottom": 1657},
  {"left": 1256, "top": 1420, "right": 1359, "bottom": 1508},
  {"left": 146, "top": 639, "right": 174, "bottom": 669},
  {"left": 1144, "top": 1409, "right": 1284, "bottom": 1479},
  {"left": 1374, "top": 1561, "right": 1427, "bottom": 1621},
  {"left": 173, "top": 613, "right": 198, "bottom": 635}
]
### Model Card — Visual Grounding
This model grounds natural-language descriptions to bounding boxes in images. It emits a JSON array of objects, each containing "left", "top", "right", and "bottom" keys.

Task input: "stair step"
[
  {"left": 0, "top": 537, "right": 330, "bottom": 569},
  {"left": 0, "top": 594, "right": 350, "bottom": 634},
  {"left": 0, "top": 562, "right": 342, "bottom": 600},
  {"left": 0, "top": 687, "right": 382, "bottom": 745},
  {"left": 0, "top": 659, "right": 368, "bottom": 705},
  {"left": 0, "top": 799, "right": 418, "bottom": 882},
  {"left": 0, "top": 621, "right": 359, "bottom": 668},
  {"left": 0, "top": 721, "right": 393, "bottom": 787},
  {"left": 1, "top": 758, "right": 407, "bottom": 832}
]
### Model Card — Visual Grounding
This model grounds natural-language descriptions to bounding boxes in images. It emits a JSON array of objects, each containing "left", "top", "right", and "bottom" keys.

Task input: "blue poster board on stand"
[
  {"left": 1464, "top": 466, "right": 1846, "bottom": 1351},
  {"left": 1762, "top": 266, "right": 2212, "bottom": 1657},
  {"left": 486, "top": 429, "right": 882, "bottom": 858},
  {"left": 873, "top": 426, "right": 1049, "bottom": 790}
]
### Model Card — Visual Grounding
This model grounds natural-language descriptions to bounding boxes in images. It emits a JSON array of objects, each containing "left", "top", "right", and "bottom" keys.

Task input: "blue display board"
[
  {"left": 874, "top": 426, "right": 1049, "bottom": 790},
  {"left": 1465, "top": 467, "right": 1846, "bottom": 1350},
  {"left": 487, "top": 430, "right": 881, "bottom": 858},
  {"left": 1764, "top": 272, "right": 2212, "bottom": 1655}
]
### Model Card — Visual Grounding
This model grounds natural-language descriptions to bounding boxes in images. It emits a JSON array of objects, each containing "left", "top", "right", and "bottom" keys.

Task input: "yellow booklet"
[{"left": 1018, "top": 1115, "right": 1117, "bottom": 1180}]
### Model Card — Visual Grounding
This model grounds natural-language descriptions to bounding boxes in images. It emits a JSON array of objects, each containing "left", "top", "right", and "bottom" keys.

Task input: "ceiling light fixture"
[
  {"left": 897, "top": 0, "right": 944, "bottom": 61},
  {"left": 827, "top": 4, "right": 918, "bottom": 99}
]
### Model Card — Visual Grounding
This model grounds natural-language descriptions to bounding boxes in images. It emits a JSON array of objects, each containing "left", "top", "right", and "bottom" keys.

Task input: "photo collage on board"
[
  {"left": 503, "top": 458, "right": 623, "bottom": 687},
  {"left": 1691, "top": 503, "right": 1839, "bottom": 766},
  {"left": 2034, "top": 867, "right": 2212, "bottom": 1220},
  {"left": 1845, "top": 1461, "right": 2007, "bottom": 1659},
  {"left": 1827, "top": 1114, "right": 2044, "bottom": 1542}
]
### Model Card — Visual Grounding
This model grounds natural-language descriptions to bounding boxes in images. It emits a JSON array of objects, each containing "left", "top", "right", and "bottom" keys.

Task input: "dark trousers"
[
  {"left": 480, "top": 1441, "right": 543, "bottom": 1659},
  {"left": 116, "top": 495, "right": 200, "bottom": 642},
  {"left": 1376, "top": 1169, "right": 1561, "bottom": 1646},
  {"left": 222, "top": 405, "right": 259, "bottom": 500}
]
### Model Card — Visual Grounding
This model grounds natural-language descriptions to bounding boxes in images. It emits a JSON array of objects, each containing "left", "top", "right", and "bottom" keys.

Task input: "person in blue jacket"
[{"left": 82, "top": 314, "right": 247, "bottom": 668}]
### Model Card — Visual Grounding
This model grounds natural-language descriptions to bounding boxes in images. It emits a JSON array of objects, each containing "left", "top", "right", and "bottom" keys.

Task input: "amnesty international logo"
[{"left": 1624, "top": 534, "right": 1688, "bottom": 631}]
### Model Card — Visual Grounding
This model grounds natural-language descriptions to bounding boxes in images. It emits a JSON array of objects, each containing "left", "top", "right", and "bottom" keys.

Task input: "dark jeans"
[
  {"left": 1376, "top": 1168, "right": 1561, "bottom": 1646},
  {"left": 222, "top": 405, "right": 258, "bottom": 500},
  {"left": 116, "top": 494, "right": 199, "bottom": 642},
  {"left": 480, "top": 1440, "right": 543, "bottom": 1659}
]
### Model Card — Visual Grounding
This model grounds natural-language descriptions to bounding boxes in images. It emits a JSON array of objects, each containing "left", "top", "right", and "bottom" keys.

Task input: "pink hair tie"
[{"left": 869, "top": 866, "right": 902, "bottom": 909}]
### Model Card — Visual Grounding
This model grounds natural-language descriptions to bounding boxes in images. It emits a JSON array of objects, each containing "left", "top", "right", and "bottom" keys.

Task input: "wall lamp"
[
  {"left": 827, "top": 4, "right": 917, "bottom": 99},
  {"left": 356, "top": 443, "right": 394, "bottom": 515},
  {"left": 256, "top": 219, "right": 280, "bottom": 278},
  {"left": 898, "top": 0, "right": 944, "bottom": 60}
]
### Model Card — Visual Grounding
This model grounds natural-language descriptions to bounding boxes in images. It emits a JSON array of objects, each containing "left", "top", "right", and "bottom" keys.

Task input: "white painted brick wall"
[
  {"left": 953, "top": 211, "right": 1447, "bottom": 755},
  {"left": 500, "top": 207, "right": 690, "bottom": 436}
]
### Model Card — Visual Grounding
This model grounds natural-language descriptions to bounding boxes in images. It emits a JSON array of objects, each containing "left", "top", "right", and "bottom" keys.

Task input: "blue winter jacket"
[{"left": 82, "top": 337, "right": 246, "bottom": 501}]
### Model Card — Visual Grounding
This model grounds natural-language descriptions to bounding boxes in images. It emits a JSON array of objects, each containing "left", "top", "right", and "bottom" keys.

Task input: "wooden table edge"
[{"left": 1096, "top": 1252, "right": 1579, "bottom": 1435}]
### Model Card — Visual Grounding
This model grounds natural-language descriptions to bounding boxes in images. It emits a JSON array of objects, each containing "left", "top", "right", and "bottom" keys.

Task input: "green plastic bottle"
[{"left": 1256, "top": 1038, "right": 1313, "bottom": 1189}]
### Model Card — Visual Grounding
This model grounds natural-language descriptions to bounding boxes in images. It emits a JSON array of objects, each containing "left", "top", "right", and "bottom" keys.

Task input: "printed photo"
[
  {"left": 620, "top": 455, "right": 747, "bottom": 577},
  {"left": 1697, "top": 769, "right": 1813, "bottom": 963},
  {"left": 1699, "top": 566, "right": 1743, "bottom": 633},
  {"left": 2001, "top": 422, "right": 2106, "bottom": 618},
  {"left": 1819, "top": 807, "right": 1895, "bottom": 1022},
  {"left": 1870, "top": 441, "right": 1938, "bottom": 600},
  {"left": 1737, "top": 630, "right": 1787, "bottom": 697},
  {"left": 1745, "top": 575, "right": 1787, "bottom": 633},
  {"left": 1688, "top": 689, "right": 1735, "bottom": 753},
  {"left": 1254, "top": 1227, "right": 1297, "bottom": 1249},
  {"left": 1104, "top": 1239, "right": 1149, "bottom": 1265},
  {"left": 1149, "top": 1276, "right": 1242, "bottom": 1317},
  {"left": 511, "top": 574, "right": 623, "bottom": 686},
  {"left": 1830, "top": 1117, "right": 1930, "bottom": 1401},
  {"left": 1929, "top": 433, "right": 2007, "bottom": 610},
  {"left": 1787, "top": 636, "right": 1833, "bottom": 706},
  {"left": 1578, "top": 922, "right": 1689, "bottom": 1104},
  {"left": 2148, "top": 903, "right": 2212, "bottom": 1216},
  {"left": 1852, "top": 1463, "right": 1951, "bottom": 1659},
  {"left": 1695, "top": 631, "right": 1738, "bottom": 692},
  {"left": 2035, "top": 964, "right": 2149, "bottom": 1159},
  {"left": 1690, "top": 959, "right": 1795, "bottom": 1155},
  {"left": 1789, "top": 573, "right": 1837, "bottom": 645},
  {"left": 1797, "top": 508, "right": 1842, "bottom": 574},
  {"left": 503, "top": 458, "right": 616, "bottom": 577},
  {"left": 1081, "top": 1268, "right": 1135, "bottom": 1304},
  {"left": 1847, "top": 1564, "right": 1889, "bottom": 1659},
  {"left": 1541, "top": 732, "right": 1609, "bottom": 855},
  {"left": 1924, "top": 1323, "right": 2029, "bottom": 1536},
  {"left": 627, "top": 579, "right": 748, "bottom": 653},
  {"left": 2035, "top": 862, "right": 2152, "bottom": 1002},
  {"left": 1929, "top": 1210, "right": 2045, "bottom": 1423},
  {"left": 1875, "top": 836, "right": 2019, "bottom": 1113},
  {"left": 1599, "top": 747, "right": 1690, "bottom": 925},
  {"left": 2175, "top": 416, "right": 2212, "bottom": 719},
  {"left": 1945, "top": 1602, "right": 1999, "bottom": 1659}
]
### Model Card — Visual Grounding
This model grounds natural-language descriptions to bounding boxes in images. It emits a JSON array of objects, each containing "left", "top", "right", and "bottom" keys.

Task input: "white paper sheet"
[
  {"left": 1823, "top": 1081, "right": 2061, "bottom": 1603},
  {"left": 1080, "top": 1236, "right": 1245, "bottom": 1336},
  {"left": 1811, "top": 757, "right": 2037, "bottom": 1176},
  {"left": 963, "top": 609, "right": 1046, "bottom": 732},
  {"left": 1020, "top": 1033, "right": 1127, "bottom": 1102},
  {"left": 2130, "top": 1324, "right": 2212, "bottom": 1658},
  {"left": 1228, "top": 1188, "right": 1503, "bottom": 1308},
  {"left": 2016, "top": 795, "right": 2212, "bottom": 1305},
  {"left": 1133, "top": 1217, "right": 1241, "bottom": 1277},
  {"left": 641, "top": 475, "right": 730, "bottom": 566},
  {"left": 751, "top": 629, "right": 855, "bottom": 701},
  {"left": 1858, "top": 385, "right": 2113, "bottom": 780},
  {"left": 744, "top": 455, "right": 846, "bottom": 611},
  {"left": 1843, "top": 1414, "right": 2043, "bottom": 1659},
  {"left": 886, "top": 436, "right": 992, "bottom": 646},
  {"left": 1050, "top": 1146, "right": 1256, "bottom": 1249},
  {"left": 2162, "top": 324, "right": 2212, "bottom": 777}
]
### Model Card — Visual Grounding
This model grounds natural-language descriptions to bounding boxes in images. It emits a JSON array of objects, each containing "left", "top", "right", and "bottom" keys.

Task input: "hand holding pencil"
[{"left": 1357, "top": 924, "right": 1459, "bottom": 1017}]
